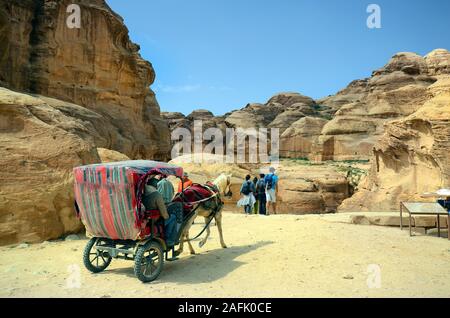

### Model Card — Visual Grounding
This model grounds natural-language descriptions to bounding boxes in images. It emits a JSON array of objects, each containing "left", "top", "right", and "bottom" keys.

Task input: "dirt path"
[{"left": 1, "top": 212, "right": 449, "bottom": 298}]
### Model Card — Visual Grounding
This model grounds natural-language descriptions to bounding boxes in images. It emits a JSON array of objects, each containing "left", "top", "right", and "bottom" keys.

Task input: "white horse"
[{"left": 176, "top": 173, "right": 232, "bottom": 255}]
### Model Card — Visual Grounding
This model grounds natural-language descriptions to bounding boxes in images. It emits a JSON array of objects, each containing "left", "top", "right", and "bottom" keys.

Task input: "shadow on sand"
[{"left": 102, "top": 240, "right": 274, "bottom": 284}]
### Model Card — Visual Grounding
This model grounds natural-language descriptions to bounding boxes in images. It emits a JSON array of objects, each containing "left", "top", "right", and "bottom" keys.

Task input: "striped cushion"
[{"left": 73, "top": 165, "right": 141, "bottom": 240}]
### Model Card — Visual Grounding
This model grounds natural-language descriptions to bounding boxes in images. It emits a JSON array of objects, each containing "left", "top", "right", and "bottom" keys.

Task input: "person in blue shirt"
[
  {"left": 157, "top": 174, "right": 174, "bottom": 204},
  {"left": 264, "top": 167, "right": 279, "bottom": 215}
]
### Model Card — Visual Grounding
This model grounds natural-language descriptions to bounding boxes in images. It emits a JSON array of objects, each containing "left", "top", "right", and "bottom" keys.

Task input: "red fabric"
[
  {"left": 145, "top": 209, "right": 161, "bottom": 220},
  {"left": 141, "top": 222, "right": 164, "bottom": 238},
  {"left": 74, "top": 162, "right": 184, "bottom": 241},
  {"left": 173, "top": 184, "right": 215, "bottom": 209}
]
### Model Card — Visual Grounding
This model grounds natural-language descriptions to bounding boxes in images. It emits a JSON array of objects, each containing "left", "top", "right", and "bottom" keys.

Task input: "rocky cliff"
[
  {"left": 339, "top": 75, "right": 450, "bottom": 211},
  {"left": 0, "top": 0, "right": 170, "bottom": 245},
  {"left": 0, "top": 0, "right": 170, "bottom": 159},
  {"left": 176, "top": 50, "right": 447, "bottom": 165},
  {"left": 163, "top": 92, "right": 332, "bottom": 159},
  {"left": 164, "top": 49, "right": 450, "bottom": 214},
  {"left": 317, "top": 50, "right": 450, "bottom": 162}
]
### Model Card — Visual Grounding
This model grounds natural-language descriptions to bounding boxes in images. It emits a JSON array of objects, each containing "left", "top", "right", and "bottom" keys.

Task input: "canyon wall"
[
  {"left": 0, "top": 0, "right": 170, "bottom": 245},
  {"left": 164, "top": 49, "right": 450, "bottom": 213},
  {"left": 0, "top": 0, "right": 170, "bottom": 159},
  {"left": 340, "top": 75, "right": 450, "bottom": 211}
]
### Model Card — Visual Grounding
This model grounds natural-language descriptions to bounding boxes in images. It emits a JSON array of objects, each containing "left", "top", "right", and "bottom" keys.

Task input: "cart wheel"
[
  {"left": 134, "top": 241, "right": 164, "bottom": 283},
  {"left": 83, "top": 238, "right": 113, "bottom": 273}
]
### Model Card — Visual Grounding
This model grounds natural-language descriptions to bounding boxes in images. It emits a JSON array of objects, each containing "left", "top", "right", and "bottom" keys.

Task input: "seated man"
[
  {"left": 157, "top": 174, "right": 174, "bottom": 204},
  {"left": 142, "top": 177, "right": 177, "bottom": 247}
]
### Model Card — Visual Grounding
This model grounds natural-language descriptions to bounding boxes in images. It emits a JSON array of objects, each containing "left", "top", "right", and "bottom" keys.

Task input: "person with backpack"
[
  {"left": 256, "top": 173, "right": 267, "bottom": 215},
  {"left": 237, "top": 175, "right": 256, "bottom": 214},
  {"left": 264, "top": 167, "right": 279, "bottom": 215},
  {"left": 253, "top": 176, "right": 259, "bottom": 214}
]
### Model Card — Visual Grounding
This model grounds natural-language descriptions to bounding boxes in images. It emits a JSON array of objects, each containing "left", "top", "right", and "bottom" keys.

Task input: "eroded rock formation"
[
  {"left": 0, "top": 0, "right": 170, "bottom": 245},
  {"left": 0, "top": 88, "right": 98, "bottom": 245},
  {"left": 0, "top": 0, "right": 170, "bottom": 159},
  {"left": 339, "top": 75, "right": 450, "bottom": 211},
  {"left": 164, "top": 50, "right": 450, "bottom": 214},
  {"left": 162, "top": 92, "right": 331, "bottom": 159},
  {"left": 279, "top": 117, "right": 328, "bottom": 160},
  {"left": 317, "top": 51, "right": 448, "bottom": 161}
]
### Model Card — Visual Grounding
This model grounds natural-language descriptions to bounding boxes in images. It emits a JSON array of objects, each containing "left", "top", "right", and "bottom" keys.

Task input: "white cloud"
[{"left": 155, "top": 84, "right": 202, "bottom": 93}]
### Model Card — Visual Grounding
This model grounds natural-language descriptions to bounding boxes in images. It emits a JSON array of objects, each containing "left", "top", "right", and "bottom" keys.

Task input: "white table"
[{"left": 400, "top": 202, "right": 449, "bottom": 238}]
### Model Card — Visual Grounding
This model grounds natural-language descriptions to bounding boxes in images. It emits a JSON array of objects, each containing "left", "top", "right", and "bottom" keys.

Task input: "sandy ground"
[{"left": 0, "top": 212, "right": 449, "bottom": 298}]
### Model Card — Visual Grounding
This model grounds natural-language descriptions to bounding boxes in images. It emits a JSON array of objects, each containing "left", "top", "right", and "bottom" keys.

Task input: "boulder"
[
  {"left": 425, "top": 49, "right": 450, "bottom": 75},
  {"left": 267, "top": 92, "right": 315, "bottom": 108},
  {"left": 97, "top": 148, "right": 131, "bottom": 163},
  {"left": 275, "top": 161, "right": 351, "bottom": 214},
  {"left": 0, "top": 88, "right": 100, "bottom": 245}
]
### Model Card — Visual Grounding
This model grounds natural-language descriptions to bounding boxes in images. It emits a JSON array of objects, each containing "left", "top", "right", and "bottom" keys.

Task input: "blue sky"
[{"left": 107, "top": 0, "right": 450, "bottom": 115}]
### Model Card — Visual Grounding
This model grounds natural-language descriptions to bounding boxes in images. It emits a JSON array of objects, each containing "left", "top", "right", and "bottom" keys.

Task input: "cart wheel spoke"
[
  {"left": 91, "top": 254, "right": 99, "bottom": 263},
  {"left": 144, "top": 263, "right": 151, "bottom": 275},
  {"left": 100, "top": 254, "right": 107, "bottom": 264},
  {"left": 134, "top": 242, "right": 164, "bottom": 283},
  {"left": 83, "top": 238, "right": 113, "bottom": 274}
]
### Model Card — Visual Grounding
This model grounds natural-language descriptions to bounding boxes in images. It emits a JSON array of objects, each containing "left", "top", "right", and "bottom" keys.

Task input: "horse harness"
[{"left": 176, "top": 182, "right": 224, "bottom": 242}]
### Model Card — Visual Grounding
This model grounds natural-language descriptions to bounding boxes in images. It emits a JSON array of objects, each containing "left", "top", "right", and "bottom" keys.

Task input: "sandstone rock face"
[
  {"left": 162, "top": 112, "right": 190, "bottom": 132},
  {"left": 224, "top": 93, "right": 327, "bottom": 134},
  {"left": 0, "top": 0, "right": 170, "bottom": 160},
  {"left": 318, "top": 50, "right": 450, "bottom": 161},
  {"left": 163, "top": 92, "right": 331, "bottom": 159},
  {"left": 0, "top": 88, "right": 100, "bottom": 245},
  {"left": 280, "top": 117, "right": 328, "bottom": 159},
  {"left": 339, "top": 75, "right": 450, "bottom": 212},
  {"left": 319, "top": 53, "right": 442, "bottom": 160},
  {"left": 0, "top": 0, "right": 171, "bottom": 245},
  {"left": 0, "top": 88, "right": 139, "bottom": 245},
  {"left": 97, "top": 148, "right": 130, "bottom": 163},
  {"left": 276, "top": 162, "right": 350, "bottom": 214}
]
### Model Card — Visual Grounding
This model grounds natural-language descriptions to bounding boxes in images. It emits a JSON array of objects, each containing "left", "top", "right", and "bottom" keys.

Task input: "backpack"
[
  {"left": 256, "top": 180, "right": 265, "bottom": 194},
  {"left": 266, "top": 174, "right": 274, "bottom": 190},
  {"left": 242, "top": 181, "right": 252, "bottom": 195}
]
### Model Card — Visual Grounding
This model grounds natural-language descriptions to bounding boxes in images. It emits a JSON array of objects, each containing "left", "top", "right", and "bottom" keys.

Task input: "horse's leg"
[
  {"left": 199, "top": 216, "right": 212, "bottom": 248},
  {"left": 186, "top": 231, "right": 196, "bottom": 255},
  {"left": 182, "top": 213, "right": 197, "bottom": 255},
  {"left": 176, "top": 214, "right": 195, "bottom": 256},
  {"left": 175, "top": 231, "right": 184, "bottom": 256},
  {"left": 215, "top": 210, "right": 227, "bottom": 248}
]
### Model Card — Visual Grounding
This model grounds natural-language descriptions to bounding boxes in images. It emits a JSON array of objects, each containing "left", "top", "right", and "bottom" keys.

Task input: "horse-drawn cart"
[{"left": 73, "top": 160, "right": 221, "bottom": 283}]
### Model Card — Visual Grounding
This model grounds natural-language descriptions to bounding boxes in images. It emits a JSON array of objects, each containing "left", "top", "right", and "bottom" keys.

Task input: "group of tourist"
[{"left": 237, "top": 167, "right": 278, "bottom": 216}]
